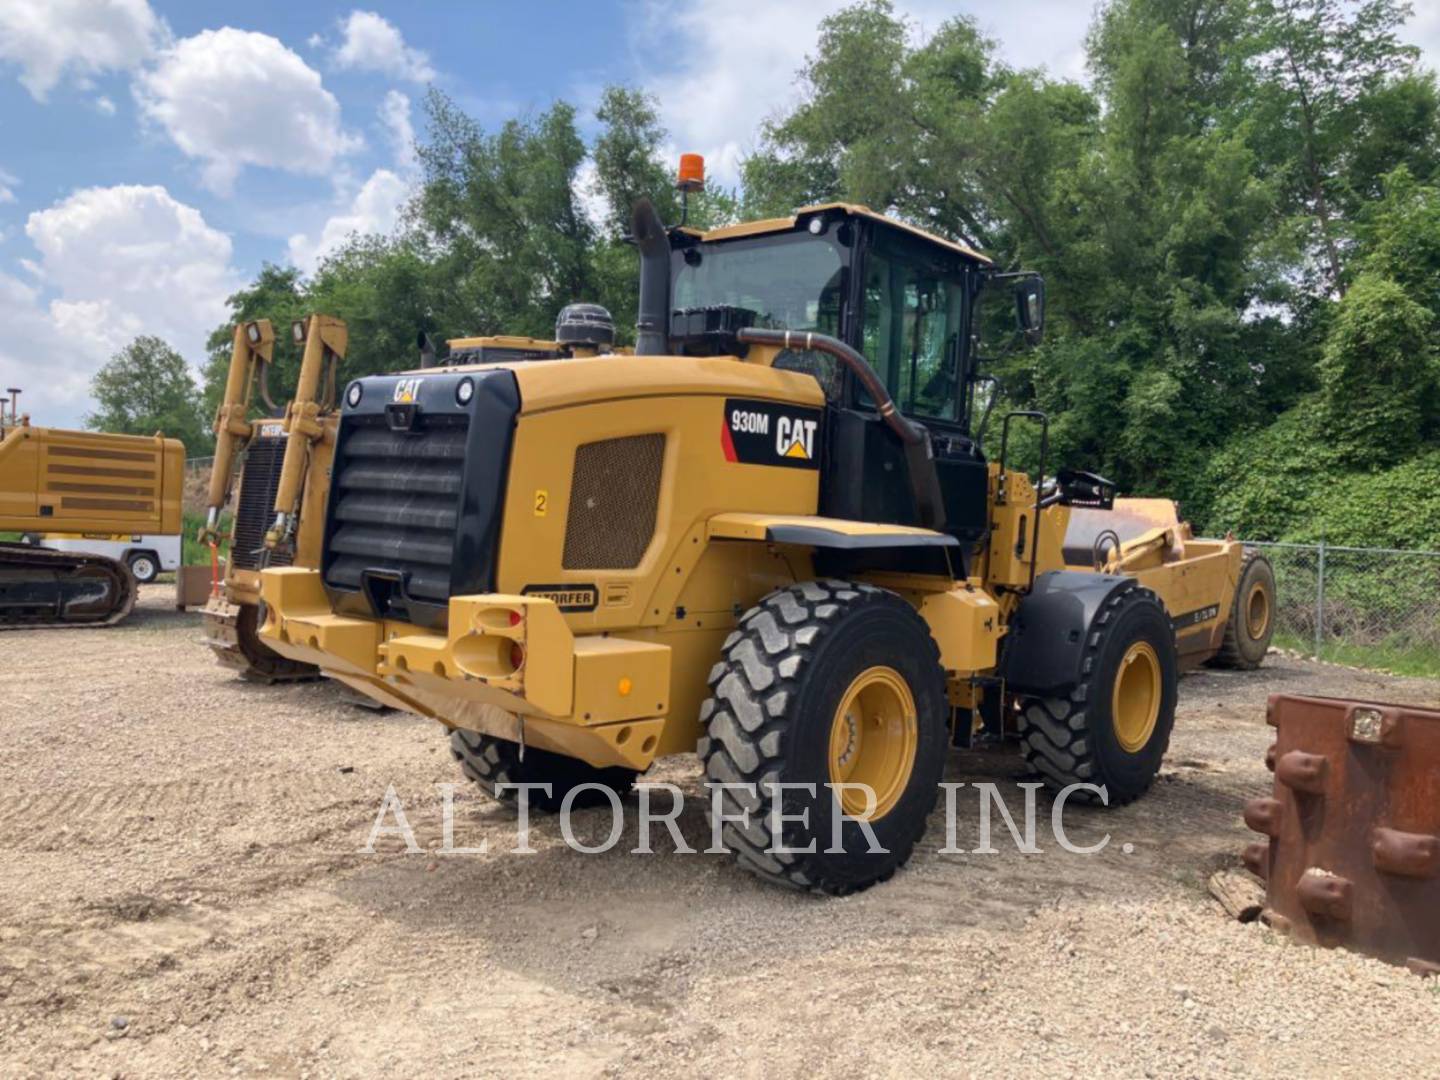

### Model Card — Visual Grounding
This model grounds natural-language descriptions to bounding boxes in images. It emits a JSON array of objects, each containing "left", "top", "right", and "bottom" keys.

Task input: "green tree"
[
  {"left": 1250, "top": 0, "right": 1424, "bottom": 295},
  {"left": 414, "top": 90, "right": 594, "bottom": 340},
  {"left": 1318, "top": 272, "right": 1436, "bottom": 466},
  {"left": 590, "top": 85, "right": 738, "bottom": 342},
  {"left": 201, "top": 264, "right": 306, "bottom": 422},
  {"left": 87, "top": 336, "right": 210, "bottom": 454}
]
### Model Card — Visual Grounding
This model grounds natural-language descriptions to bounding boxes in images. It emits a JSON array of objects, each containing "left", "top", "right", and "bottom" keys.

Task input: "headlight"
[
  {"left": 346, "top": 381, "right": 363, "bottom": 408},
  {"left": 292, "top": 319, "right": 306, "bottom": 344},
  {"left": 456, "top": 378, "right": 474, "bottom": 405},
  {"left": 246, "top": 322, "right": 261, "bottom": 344}
]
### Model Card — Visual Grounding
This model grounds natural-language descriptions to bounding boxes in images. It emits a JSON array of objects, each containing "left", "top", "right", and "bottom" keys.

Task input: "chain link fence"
[{"left": 1245, "top": 540, "right": 1440, "bottom": 676}]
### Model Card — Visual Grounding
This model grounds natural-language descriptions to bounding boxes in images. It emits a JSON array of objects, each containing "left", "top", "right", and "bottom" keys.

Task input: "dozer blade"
[{"left": 0, "top": 541, "right": 137, "bottom": 630}]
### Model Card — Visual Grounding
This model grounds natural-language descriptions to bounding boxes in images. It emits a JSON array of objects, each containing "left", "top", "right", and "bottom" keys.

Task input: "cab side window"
[{"left": 860, "top": 236, "right": 966, "bottom": 422}]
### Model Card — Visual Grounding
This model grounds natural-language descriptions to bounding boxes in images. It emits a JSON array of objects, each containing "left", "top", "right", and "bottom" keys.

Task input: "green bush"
[{"left": 1318, "top": 274, "right": 1437, "bottom": 468}]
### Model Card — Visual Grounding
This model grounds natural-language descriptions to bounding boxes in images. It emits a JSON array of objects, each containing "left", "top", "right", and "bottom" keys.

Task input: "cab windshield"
[{"left": 670, "top": 231, "right": 847, "bottom": 336}]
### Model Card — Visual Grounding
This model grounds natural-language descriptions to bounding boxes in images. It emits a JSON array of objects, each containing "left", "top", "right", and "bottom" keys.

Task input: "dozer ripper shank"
[{"left": 200, "top": 315, "right": 345, "bottom": 681}]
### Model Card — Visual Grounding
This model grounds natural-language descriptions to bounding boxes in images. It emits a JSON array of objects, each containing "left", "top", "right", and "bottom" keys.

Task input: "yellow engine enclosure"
[{"left": 0, "top": 424, "right": 183, "bottom": 535}]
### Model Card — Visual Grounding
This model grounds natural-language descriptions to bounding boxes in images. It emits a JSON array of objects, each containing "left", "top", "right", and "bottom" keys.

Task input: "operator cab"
[{"left": 658, "top": 201, "right": 1045, "bottom": 558}]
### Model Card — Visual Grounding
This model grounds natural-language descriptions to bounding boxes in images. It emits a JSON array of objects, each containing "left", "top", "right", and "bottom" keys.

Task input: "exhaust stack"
[{"left": 630, "top": 198, "right": 670, "bottom": 356}]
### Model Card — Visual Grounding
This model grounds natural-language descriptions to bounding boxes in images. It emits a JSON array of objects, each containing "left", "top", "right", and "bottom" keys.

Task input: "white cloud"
[
  {"left": 379, "top": 89, "right": 416, "bottom": 171},
  {"left": 0, "top": 271, "right": 96, "bottom": 425},
  {"left": 0, "top": 168, "right": 17, "bottom": 204},
  {"left": 287, "top": 168, "right": 409, "bottom": 273},
  {"left": 572, "top": 159, "right": 607, "bottom": 230},
  {"left": 332, "top": 10, "right": 435, "bottom": 83},
  {"left": 95, "top": 95, "right": 117, "bottom": 116},
  {"left": 1, "top": 185, "right": 239, "bottom": 424},
  {"left": 1400, "top": 4, "right": 1440, "bottom": 73},
  {"left": 286, "top": 90, "right": 418, "bottom": 274},
  {"left": 0, "top": 0, "right": 164, "bottom": 100},
  {"left": 134, "top": 28, "right": 362, "bottom": 193}
]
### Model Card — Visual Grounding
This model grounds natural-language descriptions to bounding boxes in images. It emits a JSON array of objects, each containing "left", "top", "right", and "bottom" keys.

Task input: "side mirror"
[{"left": 1015, "top": 277, "right": 1045, "bottom": 346}]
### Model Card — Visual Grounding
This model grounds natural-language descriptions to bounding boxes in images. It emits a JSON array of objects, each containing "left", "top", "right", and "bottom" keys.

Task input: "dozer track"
[
  {"left": 0, "top": 541, "right": 138, "bottom": 630},
  {"left": 202, "top": 593, "right": 319, "bottom": 683}
]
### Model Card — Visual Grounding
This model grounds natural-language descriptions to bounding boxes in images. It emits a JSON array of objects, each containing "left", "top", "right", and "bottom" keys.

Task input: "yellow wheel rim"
[
  {"left": 1112, "top": 641, "right": 1161, "bottom": 754},
  {"left": 1245, "top": 581, "right": 1270, "bottom": 640},
  {"left": 827, "top": 666, "right": 918, "bottom": 820}
]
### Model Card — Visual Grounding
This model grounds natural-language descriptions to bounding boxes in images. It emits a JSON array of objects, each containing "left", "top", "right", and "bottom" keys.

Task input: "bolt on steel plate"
[{"left": 1244, "top": 693, "right": 1440, "bottom": 975}]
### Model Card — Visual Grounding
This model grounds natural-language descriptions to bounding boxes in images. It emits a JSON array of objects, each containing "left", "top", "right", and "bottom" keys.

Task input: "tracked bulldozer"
[
  {"left": 0, "top": 401, "right": 184, "bottom": 629},
  {"left": 257, "top": 160, "right": 1274, "bottom": 892},
  {"left": 199, "top": 315, "right": 347, "bottom": 681}
]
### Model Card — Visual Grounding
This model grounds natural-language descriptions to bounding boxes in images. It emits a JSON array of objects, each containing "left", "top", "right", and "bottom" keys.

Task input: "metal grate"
[
  {"left": 323, "top": 414, "right": 468, "bottom": 605},
  {"left": 562, "top": 434, "right": 665, "bottom": 570},
  {"left": 231, "top": 436, "right": 291, "bottom": 571}
]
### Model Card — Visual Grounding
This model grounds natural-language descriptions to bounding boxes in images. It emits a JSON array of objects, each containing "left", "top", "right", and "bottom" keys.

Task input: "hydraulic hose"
[
  {"left": 736, "top": 328, "right": 930, "bottom": 447},
  {"left": 736, "top": 327, "right": 946, "bottom": 529}
]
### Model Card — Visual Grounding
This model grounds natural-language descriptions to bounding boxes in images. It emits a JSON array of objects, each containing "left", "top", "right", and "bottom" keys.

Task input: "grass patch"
[{"left": 1273, "top": 630, "right": 1440, "bottom": 679}]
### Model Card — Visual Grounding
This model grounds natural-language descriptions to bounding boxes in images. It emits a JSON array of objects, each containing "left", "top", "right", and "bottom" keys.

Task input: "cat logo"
[
  {"left": 721, "top": 397, "right": 822, "bottom": 471},
  {"left": 776, "top": 415, "right": 817, "bottom": 461},
  {"left": 393, "top": 378, "right": 424, "bottom": 404}
]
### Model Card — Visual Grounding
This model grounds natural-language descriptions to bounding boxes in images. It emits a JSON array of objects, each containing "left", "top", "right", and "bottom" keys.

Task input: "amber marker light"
[{"left": 677, "top": 153, "right": 704, "bottom": 192}]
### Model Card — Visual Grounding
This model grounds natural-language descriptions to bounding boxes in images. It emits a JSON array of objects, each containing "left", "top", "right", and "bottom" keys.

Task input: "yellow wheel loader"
[
  {"left": 0, "top": 402, "right": 184, "bottom": 628},
  {"left": 200, "top": 315, "right": 347, "bottom": 681},
  {"left": 257, "top": 171, "right": 1274, "bottom": 892}
]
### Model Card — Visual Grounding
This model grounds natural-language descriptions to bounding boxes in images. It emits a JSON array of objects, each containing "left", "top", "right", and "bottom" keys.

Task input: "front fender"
[{"left": 998, "top": 570, "right": 1136, "bottom": 694}]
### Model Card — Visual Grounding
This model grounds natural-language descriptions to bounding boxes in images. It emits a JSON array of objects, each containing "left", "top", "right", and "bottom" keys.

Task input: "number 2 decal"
[{"left": 534, "top": 489, "right": 548, "bottom": 516}]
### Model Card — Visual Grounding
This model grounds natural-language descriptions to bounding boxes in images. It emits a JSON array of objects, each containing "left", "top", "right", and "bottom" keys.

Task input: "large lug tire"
[
  {"left": 1212, "top": 551, "right": 1276, "bottom": 670},
  {"left": 449, "top": 729, "right": 638, "bottom": 814},
  {"left": 698, "top": 579, "right": 948, "bottom": 895},
  {"left": 1018, "top": 583, "right": 1178, "bottom": 807}
]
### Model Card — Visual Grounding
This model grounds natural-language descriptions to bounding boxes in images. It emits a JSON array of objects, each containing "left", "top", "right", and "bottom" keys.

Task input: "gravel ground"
[{"left": 1, "top": 585, "right": 1438, "bottom": 1078}]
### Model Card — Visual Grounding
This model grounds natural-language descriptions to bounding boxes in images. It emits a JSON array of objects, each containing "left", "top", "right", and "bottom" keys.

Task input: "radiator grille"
[
  {"left": 323, "top": 414, "right": 468, "bottom": 604},
  {"left": 231, "top": 436, "right": 291, "bottom": 571},
  {"left": 562, "top": 434, "right": 665, "bottom": 570}
]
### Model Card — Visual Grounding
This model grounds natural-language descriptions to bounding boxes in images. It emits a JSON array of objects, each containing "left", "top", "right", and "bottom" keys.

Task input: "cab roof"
[{"left": 681, "top": 202, "right": 993, "bottom": 267}]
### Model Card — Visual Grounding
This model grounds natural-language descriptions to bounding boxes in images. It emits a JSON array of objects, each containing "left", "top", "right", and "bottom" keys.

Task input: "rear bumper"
[{"left": 258, "top": 567, "right": 671, "bottom": 769}]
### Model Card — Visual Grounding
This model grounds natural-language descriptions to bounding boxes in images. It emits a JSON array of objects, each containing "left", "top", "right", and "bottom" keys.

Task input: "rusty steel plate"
[{"left": 1244, "top": 694, "right": 1440, "bottom": 974}]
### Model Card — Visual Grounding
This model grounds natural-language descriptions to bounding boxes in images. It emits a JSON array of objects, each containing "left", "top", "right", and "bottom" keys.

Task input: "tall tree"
[
  {"left": 589, "top": 85, "right": 737, "bottom": 341},
  {"left": 88, "top": 336, "right": 210, "bottom": 454},
  {"left": 1251, "top": 0, "right": 1423, "bottom": 295},
  {"left": 414, "top": 90, "right": 594, "bottom": 340}
]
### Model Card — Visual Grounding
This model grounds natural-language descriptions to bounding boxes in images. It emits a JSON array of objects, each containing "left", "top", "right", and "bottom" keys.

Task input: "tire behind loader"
[
  {"left": 1212, "top": 551, "right": 1276, "bottom": 669},
  {"left": 1017, "top": 583, "right": 1178, "bottom": 806}
]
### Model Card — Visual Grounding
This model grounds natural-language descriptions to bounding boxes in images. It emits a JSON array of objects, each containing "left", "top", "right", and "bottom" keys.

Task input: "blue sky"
[{"left": 1, "top": 0, "right": 1436, "bottom": 427}]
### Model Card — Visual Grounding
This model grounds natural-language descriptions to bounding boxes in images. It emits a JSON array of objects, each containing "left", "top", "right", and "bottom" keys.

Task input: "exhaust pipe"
[{"left": 631, "top": 198, "right": 670, "bottom": 356}]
